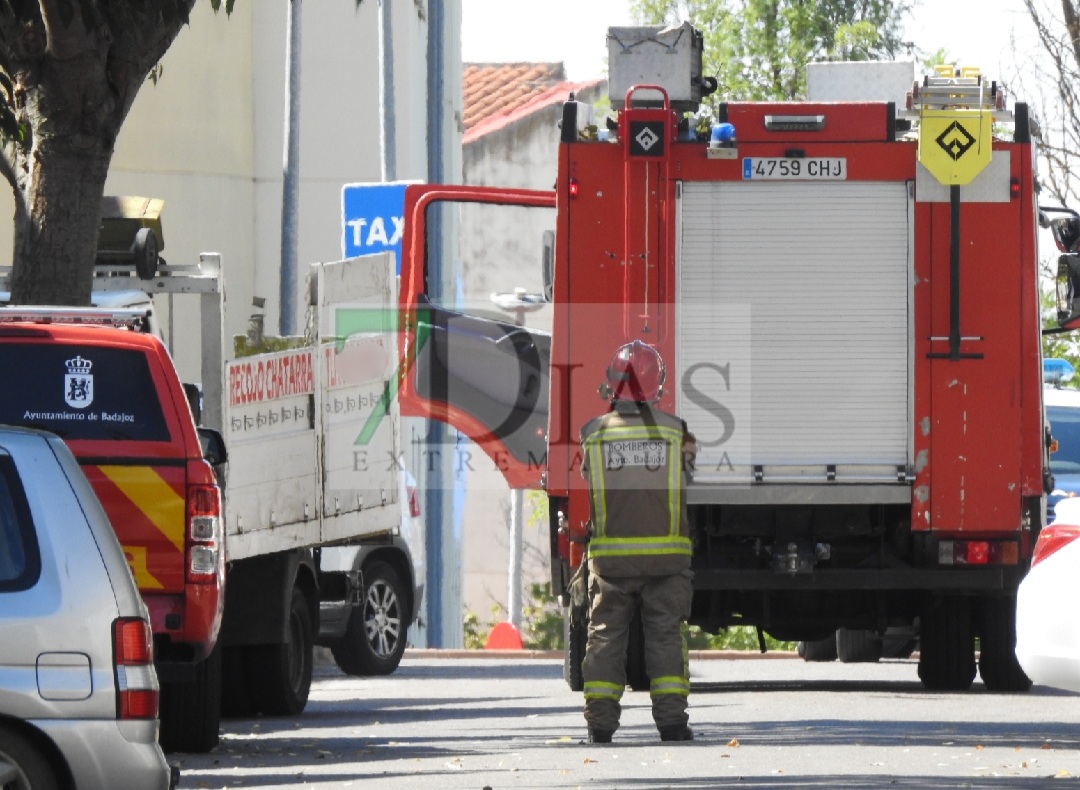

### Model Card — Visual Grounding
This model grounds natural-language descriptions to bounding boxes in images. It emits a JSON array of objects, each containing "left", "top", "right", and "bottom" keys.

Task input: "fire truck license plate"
[{"left": 742, "top": 157, "right": 847, "bottom": 180}]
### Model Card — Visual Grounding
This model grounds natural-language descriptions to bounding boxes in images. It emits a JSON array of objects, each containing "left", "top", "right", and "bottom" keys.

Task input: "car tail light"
[
  {"left": 113, "top": 617, "right": 159, "bottom": 720},
  {"left": 1031, "top": 523, "right": 1080, "bottom": 568},
  {"left": 187, "top": 482, "right": 223, "bottom": 583},
  {"left": 937, "top": 540, "right": 1019, "bottom": 566}
]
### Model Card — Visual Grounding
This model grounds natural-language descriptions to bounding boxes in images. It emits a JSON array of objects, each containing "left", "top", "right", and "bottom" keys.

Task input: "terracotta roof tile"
[{"left": 463, "top": 62, "right": 604, "bottom": 143}]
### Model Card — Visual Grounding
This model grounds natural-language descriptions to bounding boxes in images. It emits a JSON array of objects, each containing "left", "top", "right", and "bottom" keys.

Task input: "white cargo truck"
[{"left": 217, "top": 252, "right": 421, "bottom": 716}]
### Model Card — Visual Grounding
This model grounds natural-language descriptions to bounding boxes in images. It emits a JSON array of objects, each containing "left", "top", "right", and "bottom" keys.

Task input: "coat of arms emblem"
[{"left": 64, "top": 355, "right": 94, "bottom": 409}]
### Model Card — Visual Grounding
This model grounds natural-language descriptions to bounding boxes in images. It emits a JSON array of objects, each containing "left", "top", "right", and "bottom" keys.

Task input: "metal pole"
[
  {"left": 279, "top": 0, "right": 301, "bottom": 336},
  {"left": 378, "top": 0, "right": 396, "bottom": 182},
  {"left": 508, "top": 489, "right": 524, "bottom": 630},
  {"left": 507, "top": 304, "right": 525, "bottom": 632},
  {"left": 425, "top": 0, "right": 458, "bottom": 648}
]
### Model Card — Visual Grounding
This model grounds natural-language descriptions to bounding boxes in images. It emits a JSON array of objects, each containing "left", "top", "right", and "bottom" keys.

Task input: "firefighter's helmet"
[{"left": 606, "top": 340, "right": 665, "bottom": 403}]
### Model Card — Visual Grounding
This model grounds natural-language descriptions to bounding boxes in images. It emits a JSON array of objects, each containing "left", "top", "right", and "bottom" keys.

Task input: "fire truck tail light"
[
  {"left": 967, "top": 541, "right": 990, "bottom": 564},
  {"left": 568, "top": 178, "right": 580, "bottom": 198},
  {"left": 1010, "top": 178, "right": 1021, "bottom": 199},
  {"left": 113, "top": 617, "right": 159, "bottom": 720},
  {"left": 938, "top": 540, "right": 1018, "bottom": 566}
]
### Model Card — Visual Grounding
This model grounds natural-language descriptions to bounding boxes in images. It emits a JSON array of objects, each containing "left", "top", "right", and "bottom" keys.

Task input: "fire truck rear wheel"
[
  {"left": 331, "top": 561, "right": 408, "bottom": 676},
  {"left": 797, "top": 634, "right": 838, "bottom": 662},
  {"left": 250, "top": 586, "right": 314, "bottom": 715},
  {"left": 917, "top": 595, "right": 976, "bottom": 691},
  {"left": 977, "top": 596, "right": 1033, "bottom": 692},
  {"left": 563, "top": 610, "right": 587, "bottom": 691},
  {"left": 836, "top": 629, "right": 883, "bottom": 663},
  {"left": 159, "top": 641, "right": 223, "bottom": 753}
]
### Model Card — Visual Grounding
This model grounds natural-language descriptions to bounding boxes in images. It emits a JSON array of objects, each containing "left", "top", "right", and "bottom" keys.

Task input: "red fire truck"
[{"left": 399, "top": 25, "right": 1067, "bottom": 692}]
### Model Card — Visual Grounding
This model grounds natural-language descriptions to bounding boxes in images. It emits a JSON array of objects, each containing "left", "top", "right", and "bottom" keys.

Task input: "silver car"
[{"left": 0, "top": 428, "right": 174, "bottom": 789}]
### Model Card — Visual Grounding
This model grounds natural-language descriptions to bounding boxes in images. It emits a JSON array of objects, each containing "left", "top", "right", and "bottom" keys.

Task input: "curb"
[{"left": 402, "top": 648, "right": 801, "bottom": 661}]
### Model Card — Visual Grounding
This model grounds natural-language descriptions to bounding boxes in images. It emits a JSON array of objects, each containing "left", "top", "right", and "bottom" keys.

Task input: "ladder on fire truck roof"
[{"left": 904, "top": 65, "right": 1012, "bottom": 122}]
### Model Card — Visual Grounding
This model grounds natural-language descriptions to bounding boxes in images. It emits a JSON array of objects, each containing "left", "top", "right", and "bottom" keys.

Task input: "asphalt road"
[{"left": 171, "top": 651, "right": 1080, "bottom": 789}]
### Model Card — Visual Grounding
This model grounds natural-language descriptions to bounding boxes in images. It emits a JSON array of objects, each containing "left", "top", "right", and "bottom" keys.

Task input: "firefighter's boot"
[
  {"left": 588, "top": 727, "right": 614, "bottom": 744},
  {"left": 659, "top": 724, "right": 694, "bottom": 742}
]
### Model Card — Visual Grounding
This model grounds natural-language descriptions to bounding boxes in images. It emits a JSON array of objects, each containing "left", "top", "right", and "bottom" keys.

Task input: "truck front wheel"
[
  {"left": 250, "top": 586, "right": 314, "bottom": 715},
  {"left": 918, "top": 595, "right": 976, "bottom": 691}
]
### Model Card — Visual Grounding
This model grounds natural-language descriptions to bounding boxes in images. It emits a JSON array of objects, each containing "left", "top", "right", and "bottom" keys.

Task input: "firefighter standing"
[{"left": 579, "top": 340, "right": 696, "bottom": 744}]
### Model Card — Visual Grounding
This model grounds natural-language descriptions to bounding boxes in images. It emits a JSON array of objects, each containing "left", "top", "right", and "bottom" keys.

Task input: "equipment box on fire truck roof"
[
  {"left": 806, "top": 60, "right": 917, "bottom": 105},
  {"left": 607, "top": 22, "right": 707, "bottom": 111}
]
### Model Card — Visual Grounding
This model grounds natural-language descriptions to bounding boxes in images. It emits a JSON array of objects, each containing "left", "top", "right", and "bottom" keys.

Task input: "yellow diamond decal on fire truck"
[{"left": 918, "top": 109, "right": 992, "bottom": 186}]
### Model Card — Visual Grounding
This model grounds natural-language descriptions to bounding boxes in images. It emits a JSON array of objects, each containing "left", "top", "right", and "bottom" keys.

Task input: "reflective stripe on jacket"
[{"left": 580, "top": 406, "right": 693, "bottom": 577}]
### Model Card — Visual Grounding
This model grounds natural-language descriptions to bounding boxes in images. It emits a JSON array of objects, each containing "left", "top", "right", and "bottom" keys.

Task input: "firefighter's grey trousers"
[{"left": 582, "top": 569, "right": 693, "bottom": 734}]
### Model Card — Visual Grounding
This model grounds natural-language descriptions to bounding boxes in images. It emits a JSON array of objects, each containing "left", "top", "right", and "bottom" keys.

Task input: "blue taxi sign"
[{"left": 341, "top": 181, "right": 417, "bottom": 270}]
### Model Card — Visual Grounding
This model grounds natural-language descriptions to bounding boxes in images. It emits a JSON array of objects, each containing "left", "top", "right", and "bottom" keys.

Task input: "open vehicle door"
[{"left": 398, "top": 185, "right": 556, "bottom": 489}]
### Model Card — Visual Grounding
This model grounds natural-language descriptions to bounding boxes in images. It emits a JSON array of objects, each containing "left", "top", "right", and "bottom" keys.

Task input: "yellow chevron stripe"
[
  {"left": 99, "top": 465, "right": 185, "bottom": 552},
  {"left": 121, "top": 545, "right": 164, "bottom": 590}
]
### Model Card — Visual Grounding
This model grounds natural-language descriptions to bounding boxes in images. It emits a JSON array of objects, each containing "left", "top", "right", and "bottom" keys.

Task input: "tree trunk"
[
  {"left": 10, "top": 139, "right": 112, "bottom": 305},
  {"left": 0, "top": 1, "right": 197, "bottom": 306}
]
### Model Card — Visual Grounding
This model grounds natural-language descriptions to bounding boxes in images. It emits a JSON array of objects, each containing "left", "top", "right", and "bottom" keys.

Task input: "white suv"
[{"left": 0, "top": 428, "right": 174, "bottom": 789}]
